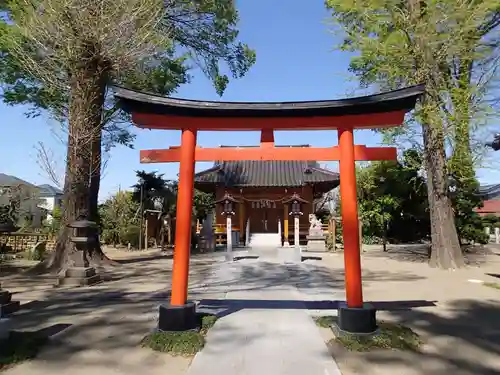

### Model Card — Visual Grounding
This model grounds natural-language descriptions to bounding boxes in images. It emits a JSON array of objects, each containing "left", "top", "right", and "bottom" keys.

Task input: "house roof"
[
  {"left": 0, "top": 173, "right": 35, "bottom": 188},
  {"left": 194, "top": 156, "right": 339, "bottom": 193},
  {"left": 476, "top": 200, "right": 500, "bottom": 214},
  {"left": 0, "top": 174, "right": 62, "bottom": 198},
  {"left": 37, "top": 184, "right": 63, "bottom": 197},
  {"left": 478, "top": 184, "right": 500, "bottom": 200}
]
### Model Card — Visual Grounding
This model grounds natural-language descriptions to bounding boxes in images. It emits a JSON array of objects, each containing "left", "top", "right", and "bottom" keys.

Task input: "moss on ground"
[
  {"left": 484, "top": 282, "right": 500, "bottom": 290},
  {"left": 0, "top": 331, "right": 49, "bottom": 371},
  {"left": 141, "top": 314, "right": 218, "bottom": 357},
  {"left": 314, "top": 316, "right": 421, "bottom": 352}
]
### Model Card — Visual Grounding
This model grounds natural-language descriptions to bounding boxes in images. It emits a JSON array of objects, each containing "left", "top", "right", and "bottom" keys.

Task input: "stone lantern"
[
  {"left": 58, "top": 219, "right": 101, "bottom": 286},
  {"left": 215, "top": 193, "right": 240, "bottom": 261},
  {"left": 282, "top": 193, "right": 308, "bottom": 261}
]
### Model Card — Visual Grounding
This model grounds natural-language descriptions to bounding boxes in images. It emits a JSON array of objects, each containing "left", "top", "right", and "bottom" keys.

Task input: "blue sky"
[{"left": 0, "top": 0, "right": 498, "bottom": 200}]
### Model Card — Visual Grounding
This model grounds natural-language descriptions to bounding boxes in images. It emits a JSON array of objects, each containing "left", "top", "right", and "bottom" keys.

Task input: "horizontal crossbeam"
[{"left": 139, "top": 145, "right": 397, "bottom": 163}]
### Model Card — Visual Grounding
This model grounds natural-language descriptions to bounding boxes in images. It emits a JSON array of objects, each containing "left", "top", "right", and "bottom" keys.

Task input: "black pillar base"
[
  {"left": 336, "top": 303, "right": 377, "bottom": 335},
  {"left": 158, "top": 302, "right": 197, "bottom": 332}
]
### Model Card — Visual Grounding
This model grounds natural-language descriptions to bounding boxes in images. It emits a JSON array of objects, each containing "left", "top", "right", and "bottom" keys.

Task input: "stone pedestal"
[
  {"left": 158, "top": 301, "right": 197, "bottom": 332},
  {"left": 306, "top": 235, "right": 326, "bottom": 252},
  {"left": 277, "top": 247, "right": 301, "bottom": 263},
  {"left": 0, "top": 315, "right": 11, "bottom": 340},
  {"left": 57, "top": 267, "right": 101, "bottom": 287},
  {"left": 0, "top": 289, "right": 20, "bottom": 317},
  {"left": 332, "top": 302, "right": 378, "bottom": 335}
]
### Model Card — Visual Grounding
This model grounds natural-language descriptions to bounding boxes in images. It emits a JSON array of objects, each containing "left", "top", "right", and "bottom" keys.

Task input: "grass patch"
[
  {"left": 0, "top": 331, "right": 49, "bottom": 371},
  {"left": 314, "top": 316, "right": 336, "bottom": 328},
  {"left": 141, "top": 314, "right": 218, "bottom": 357},
  {"left": 314, "top": 316, "right": 421, "bottom": 352},
  {"left": 484, "top": 282, "right": 500, "bottom": 290}
]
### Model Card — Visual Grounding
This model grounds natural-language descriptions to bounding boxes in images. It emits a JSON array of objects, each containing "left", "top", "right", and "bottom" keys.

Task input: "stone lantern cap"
[{"left": 68, "top": 220, "right": 98, "bottom": 229}]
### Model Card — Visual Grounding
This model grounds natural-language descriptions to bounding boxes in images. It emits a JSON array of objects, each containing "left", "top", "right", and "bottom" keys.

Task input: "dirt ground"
[
  {"left": 0, "top": 247, "right": 218, "bottom": 375},
  {"left": 318, "top": 244, "right": 500, "bottom": 375},
  {"left": 2, "top": 245, "right": 500, "bottom": 375}
]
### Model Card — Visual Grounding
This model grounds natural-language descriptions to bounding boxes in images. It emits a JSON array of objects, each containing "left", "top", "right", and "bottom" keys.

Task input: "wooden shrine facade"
[{"left": 194, "top": 156, "right": 339, "bottom": 244}]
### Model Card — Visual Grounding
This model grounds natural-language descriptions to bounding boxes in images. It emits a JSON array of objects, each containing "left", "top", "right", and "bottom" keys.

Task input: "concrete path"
[{"left": 191, "top": 259, "right": 343, "bottom": 375}]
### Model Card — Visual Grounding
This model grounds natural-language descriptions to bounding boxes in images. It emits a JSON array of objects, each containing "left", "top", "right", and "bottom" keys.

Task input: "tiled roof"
[
  {"left": 0, "top": 173, "right": 35, "bottom": 187},
  {"left": 194, "top": 160, "right": 339, "bottom": 188},
  {"left": 478, "top": 184, "right": 500, "bottom": 200},
  {"left": 475, "top": 200, "right": 500, "bottom": 214},
  {"left": 37, "top": 184, "right": 63, "bottom": 197}
]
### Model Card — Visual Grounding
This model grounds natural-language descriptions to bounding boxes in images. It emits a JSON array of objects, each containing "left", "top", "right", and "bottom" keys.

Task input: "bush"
[
  {"left": 121, "top": 225, "right": 140, "bottom": 248},
  {"left": 29, "top": 242, "right": 47, "bottom": 261}
]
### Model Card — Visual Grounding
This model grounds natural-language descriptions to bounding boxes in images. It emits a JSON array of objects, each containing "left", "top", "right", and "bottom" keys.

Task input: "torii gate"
[{"left": 114, "top": 84, "right": 424, "bottom": 334}]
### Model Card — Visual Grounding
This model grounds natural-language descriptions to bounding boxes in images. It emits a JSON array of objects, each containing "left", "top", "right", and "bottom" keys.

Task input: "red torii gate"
[{"left": 114, "top": 84, "right": 424, "bottom": 334}]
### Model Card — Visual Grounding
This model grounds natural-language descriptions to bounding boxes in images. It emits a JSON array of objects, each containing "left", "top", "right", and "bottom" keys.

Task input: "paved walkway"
[
  {"left": 191, "top": 257, "right": 343, "bottom": 375},
  {"left": 3, "top": 249, "right": 343, "bottom": 375}
]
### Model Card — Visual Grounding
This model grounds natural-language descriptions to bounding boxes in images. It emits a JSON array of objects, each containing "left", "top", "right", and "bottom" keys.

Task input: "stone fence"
[{"left": 0, "top": 232, "right": 56, "bottom": 253}]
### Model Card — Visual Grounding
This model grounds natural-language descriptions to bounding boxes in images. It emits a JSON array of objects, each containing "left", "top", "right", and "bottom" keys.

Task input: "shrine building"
[{"left": 194, "top": 149, "right": 339, "bottom": 246}]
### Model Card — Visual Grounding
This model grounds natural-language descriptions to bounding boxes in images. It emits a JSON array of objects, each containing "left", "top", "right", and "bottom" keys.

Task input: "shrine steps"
[{"left": 248, "top": 233, "right": 281, "bottom": 249}]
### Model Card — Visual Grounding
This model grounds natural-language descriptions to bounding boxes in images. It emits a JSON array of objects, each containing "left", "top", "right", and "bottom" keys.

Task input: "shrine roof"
[
  {"left": 113, "top": 85, "right": 425, "bottom": 119},
  {"left": 194, "top": 160, "right": 339, "bottom": 190}
]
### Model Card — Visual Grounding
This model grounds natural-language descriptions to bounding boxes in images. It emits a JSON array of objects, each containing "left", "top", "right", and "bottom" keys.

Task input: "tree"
[
  {"left": 99, "top": 190, "right": 140, "bottom": 247},
  {"left": 132, "top": 170, "right": 214, "bottom": 220},
  {"left": 132, "top": 170, "right": 177, "bottom": 213},
  {"left": 326, "top": 0, "right": 499, "bottom": 268},
  {"left": 357, "top": 150, "right": 430, "bottom": 247},
  {"left": 0, "top": 184, "right": 41, "bottom": 230},
  {"left": 0, "top": 0, "right": 255, "bottom": 273}
]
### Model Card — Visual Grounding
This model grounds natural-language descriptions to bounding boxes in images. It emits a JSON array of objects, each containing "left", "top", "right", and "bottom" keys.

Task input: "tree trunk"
[
  {"left": 31, "top": 47, "right": 115, "bottom": 274},
  {"left": 422, "top": 119, "right": 465, "bottom": 269},
  {"left": 88, "top": 121, "right": 116, "bottom": 265}
]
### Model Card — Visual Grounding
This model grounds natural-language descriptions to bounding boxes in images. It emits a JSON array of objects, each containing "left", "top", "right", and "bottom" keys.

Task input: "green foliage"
[
  {"left": 450, "top": 177, "right": 489, "bottom": 244},
  {"left": 142, "top": 331, "right": 205, "bottom": 356},
  {"left": 482, "top": 214, "right": 499, "bottom": 227},
  {"left": 357, "top": 150, "right": 430, "bottom": 243},
  {"left": 132, "top": 170, "right": 214, "bottom": 220},
  {"left": 42, "top": 206, "right": 62, "bottom": 236},
  {"left": 141, "top": 314, "right": 218, "bottom": 356},
  {"left": 314, "top": 316, "right": 421, "bottom": 351},
  {"left": 326, "top": 0, "right": 499, "bottom": 267},
  {"left": 336, "top": 321, "right": 421, "bottom": 352},
  {"left": 29, "top": 241, "right": 47, "bottom": 261},
  {"left": 193, "top": 189, "right": 215, "bottom": 221},
  {"left": 484, "top": 282, "right": 500, "bottom": 290},
  {"left": 0, "top": 0, "right": 256, "bottom": 121},
  {"left": 0, "top": 331, "right": 48, "bottom": 370},
  {"left": 326, "top": 232, "right": 336, "bottom": 251},
  {"left": 99, "top": 191, "right": 140, "bottom": 247},
  {"left": 132, "top": 171, "right": 177, "bottom": 213},
  {"left": 200, "top": 314, "right": 218, "bottom": 335}
]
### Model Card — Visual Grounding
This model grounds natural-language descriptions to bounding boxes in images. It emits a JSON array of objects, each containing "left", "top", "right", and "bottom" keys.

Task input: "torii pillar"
[{"left": 113, "top": 83, "right": 425, "bottom": 334}]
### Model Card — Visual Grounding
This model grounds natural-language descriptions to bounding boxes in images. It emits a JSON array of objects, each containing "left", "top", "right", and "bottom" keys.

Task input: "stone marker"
[{"left": 306, "top": 214, "right": 326, "bottom": 252}]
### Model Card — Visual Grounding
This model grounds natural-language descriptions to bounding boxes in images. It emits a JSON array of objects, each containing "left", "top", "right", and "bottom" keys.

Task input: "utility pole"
[{"left": 139, "top": 179, "right": 144, "bottom": 250}]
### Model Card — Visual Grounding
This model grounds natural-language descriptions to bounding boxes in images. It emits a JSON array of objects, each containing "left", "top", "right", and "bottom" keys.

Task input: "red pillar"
[
  {"left": 338, "top": 127, "right": 363, "bottom": 308},
  {"left": 170, "top": 128, "right": 197, "bottom": 306}
]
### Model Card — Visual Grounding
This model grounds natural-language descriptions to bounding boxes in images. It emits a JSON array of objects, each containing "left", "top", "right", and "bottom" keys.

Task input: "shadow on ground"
[
  {"left": 327, "top": 298, "right": 500, "bottom": 375},
  {"left": 198, "top": 298, "right": 436, "bottom": 317},
  {"left": 365, "top": 244, "right": 496, "bottom": 266}
]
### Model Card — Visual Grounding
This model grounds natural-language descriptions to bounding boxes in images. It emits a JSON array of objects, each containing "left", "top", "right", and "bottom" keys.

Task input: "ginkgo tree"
[
  {"left": 326, "top": 0, "right": 499, "bottom": 268},
  {"left": 0, "top": 0, "right": 255, "bottom": 273}
]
